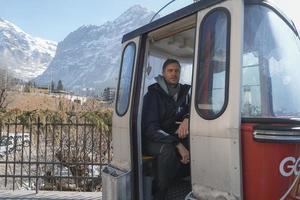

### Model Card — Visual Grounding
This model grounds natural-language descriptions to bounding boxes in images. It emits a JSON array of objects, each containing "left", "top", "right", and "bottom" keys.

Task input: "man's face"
[{"left": 163, "top": 62, "right": 181, "bottom": 86}]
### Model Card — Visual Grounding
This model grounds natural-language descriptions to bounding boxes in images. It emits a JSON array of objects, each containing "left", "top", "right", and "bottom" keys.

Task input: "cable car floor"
[
  {"left": 143, "top": 176, "right": 191, "bottom": 200},
  {"left": 143, "top": 157, "right": 191, "bottom": 199},
  {"left": 165, "top": 178, "right": 191, "bottom": 200}
]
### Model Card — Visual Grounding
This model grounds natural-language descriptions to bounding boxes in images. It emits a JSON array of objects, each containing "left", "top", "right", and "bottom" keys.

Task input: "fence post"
[
  {"left": 99, "top": 123, "right": 102, "bottom": 184},
  {"left": 36, "top": 116, "right": 40, "bottom": 194},
  {"left": 107, "top": 125, "right": 111, "bottom": 163},
  {"left": 4, "top": 119, "right": 10, "bottom": 187},
  {"left": 12, "top": 117, "right": 17, "bottom": 190}
]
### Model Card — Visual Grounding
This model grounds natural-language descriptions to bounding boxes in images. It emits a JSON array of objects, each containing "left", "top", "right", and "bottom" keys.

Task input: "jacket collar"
[{"left": 148, "top": 81, "right": 190, "bottom": 100}]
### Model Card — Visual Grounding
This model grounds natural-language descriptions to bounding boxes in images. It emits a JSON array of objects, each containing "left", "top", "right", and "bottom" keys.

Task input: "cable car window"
[
  {"left": 116, "top": 42, "right": 136, "bottom": 116},
  {"left": 195, "top": 9, "right": 230, "bottom": 119},
  {"left": 242, "top": 5, "right": 300, "bottom": 118}
]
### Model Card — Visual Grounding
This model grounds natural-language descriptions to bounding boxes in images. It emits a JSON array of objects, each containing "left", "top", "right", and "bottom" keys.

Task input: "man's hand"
[
  {"left": 176, "top": 143, "right": 190, "bottom": 164},
  {"left": 176, "top": 118, "right": 189, "bottom": 139}
]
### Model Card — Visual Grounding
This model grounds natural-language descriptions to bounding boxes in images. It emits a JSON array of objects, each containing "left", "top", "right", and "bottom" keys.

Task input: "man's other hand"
[
  {"left": 176, "top": 118, "right": 189, "bottom": 139},
  {"left": 176, "top": 143, "right": 190, "bottom": 164}
]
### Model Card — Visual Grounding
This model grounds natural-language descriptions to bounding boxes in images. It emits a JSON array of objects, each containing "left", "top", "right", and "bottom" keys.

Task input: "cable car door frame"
[{"left": 190, "top": 0, "right": 244, "bottom": 198}]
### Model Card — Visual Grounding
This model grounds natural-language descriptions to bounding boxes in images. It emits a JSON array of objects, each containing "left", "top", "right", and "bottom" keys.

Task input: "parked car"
[
  {"left": 0, "top": 133, "right": 31, "bottom": 157},
  {"left": 0, "top": 137, "right": 14, "bottom": 157},
  {"left": 13, "top": 133, "right": 30, "bottom": 147}
]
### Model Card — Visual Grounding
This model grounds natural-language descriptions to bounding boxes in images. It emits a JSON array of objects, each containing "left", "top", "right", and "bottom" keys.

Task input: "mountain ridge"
[
  {"left": 0, "top": 18, "right": 57, "bottom": 81},
  {"left": 35, "top": 5, "right": 154, "bottom": 94}
]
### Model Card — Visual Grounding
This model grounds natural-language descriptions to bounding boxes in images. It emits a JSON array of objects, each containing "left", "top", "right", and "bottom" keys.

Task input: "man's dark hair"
[{"left": 162, "top": 58, "right": 181, "bottom": 72}]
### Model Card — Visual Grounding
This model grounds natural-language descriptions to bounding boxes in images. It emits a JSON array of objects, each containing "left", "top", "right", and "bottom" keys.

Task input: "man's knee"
[{"left": 159, "top": 143, "right": 176, "bottom": 158}]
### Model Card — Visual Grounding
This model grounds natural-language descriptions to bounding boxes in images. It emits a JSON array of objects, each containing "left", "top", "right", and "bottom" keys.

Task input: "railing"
[{"left": 0, "top": 116, "right": 112, "bottom": 193}]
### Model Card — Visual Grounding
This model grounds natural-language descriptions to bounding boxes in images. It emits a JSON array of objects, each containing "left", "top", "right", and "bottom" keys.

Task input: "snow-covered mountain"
[
  {"left": 35, "top": 5, "right": 155, "bottom": 93},
  {"left": 0, "top": 18, "right": 57, "bottom": 81}
]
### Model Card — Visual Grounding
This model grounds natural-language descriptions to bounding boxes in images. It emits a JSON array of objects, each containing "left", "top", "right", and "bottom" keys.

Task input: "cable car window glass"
[
  {"left": 196, "top": 9, "right": 230, "bottom": 119},
  {"left": 242, "top": 5, "right": 300, "bottom": 118},
  {"left": 116, "top": 42, "right": 136, "bottom": 116}
]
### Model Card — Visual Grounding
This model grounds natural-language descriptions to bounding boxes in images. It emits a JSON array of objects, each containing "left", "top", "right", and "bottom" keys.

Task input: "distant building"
[
  {"left": 32, "top": 86, "right": 49, "bottom": 94},
  {"left": 103, "top": 87, "right": 116, "bottom": 102},
  {"left": 52, "top": 90, "right": 70, "bottom": 95},
  {"left": 64, "top": 94, "right": 87, "bottom": 105}
]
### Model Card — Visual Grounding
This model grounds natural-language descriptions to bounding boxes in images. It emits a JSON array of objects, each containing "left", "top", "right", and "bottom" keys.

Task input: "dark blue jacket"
[{"left": 142, "top": 83, "right": 190, "bottom": 144}]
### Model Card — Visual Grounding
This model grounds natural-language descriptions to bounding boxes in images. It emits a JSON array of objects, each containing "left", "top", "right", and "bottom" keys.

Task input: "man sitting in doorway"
[{"left": 142, "top": 58, "right": 191, "bottom": 200}]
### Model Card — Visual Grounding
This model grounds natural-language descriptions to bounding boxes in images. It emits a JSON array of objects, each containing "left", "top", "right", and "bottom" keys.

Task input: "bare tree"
[
  {"left": 0, "top": 67, "right": 9, "bottom": 109},
  {"left": 0, "top": 88, "right": 7, "bottom": 109}
]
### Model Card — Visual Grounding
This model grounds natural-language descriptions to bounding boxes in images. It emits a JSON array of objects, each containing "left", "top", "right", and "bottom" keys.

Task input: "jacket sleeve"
[
  {"left": 183, "top": 92, "right": 190, "bottom": 119},
  {"left": 142, "top": 92, "right": 179, "bottom": 144},
  {"left": 176, "top": 86, "right": 191, "bottom": 121}
]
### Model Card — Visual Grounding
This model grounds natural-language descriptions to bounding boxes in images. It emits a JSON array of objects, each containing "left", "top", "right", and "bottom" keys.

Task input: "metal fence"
[{"left": 0, "top": 116, "right": 111, "bottom": 193}]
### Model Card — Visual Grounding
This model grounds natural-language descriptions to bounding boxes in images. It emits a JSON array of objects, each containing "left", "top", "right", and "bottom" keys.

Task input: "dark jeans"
[{"left": 144, "top": 137, "right": 190, "bottom": 200}]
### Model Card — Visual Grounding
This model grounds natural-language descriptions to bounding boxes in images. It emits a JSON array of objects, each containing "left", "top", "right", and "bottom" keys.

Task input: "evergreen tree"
[
  {"left": 57, "top": 80, "right": 64, "bottom": 91},
  {"left": 50, "top": 81, "right": 55, "bottom": 92}
]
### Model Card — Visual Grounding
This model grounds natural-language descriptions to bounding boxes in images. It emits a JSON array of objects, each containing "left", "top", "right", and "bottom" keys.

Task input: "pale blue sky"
[
  {"left": 0, "top": 0, "right": 298, "bottom": 42},
  {"left": 0, "top": 0, "right": 192, "bottom": 42}
]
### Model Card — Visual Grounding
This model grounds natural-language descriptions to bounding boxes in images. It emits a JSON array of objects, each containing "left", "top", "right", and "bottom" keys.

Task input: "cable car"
[{"left": 102, "top": 0, "right": 300, "bottom": 199}]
